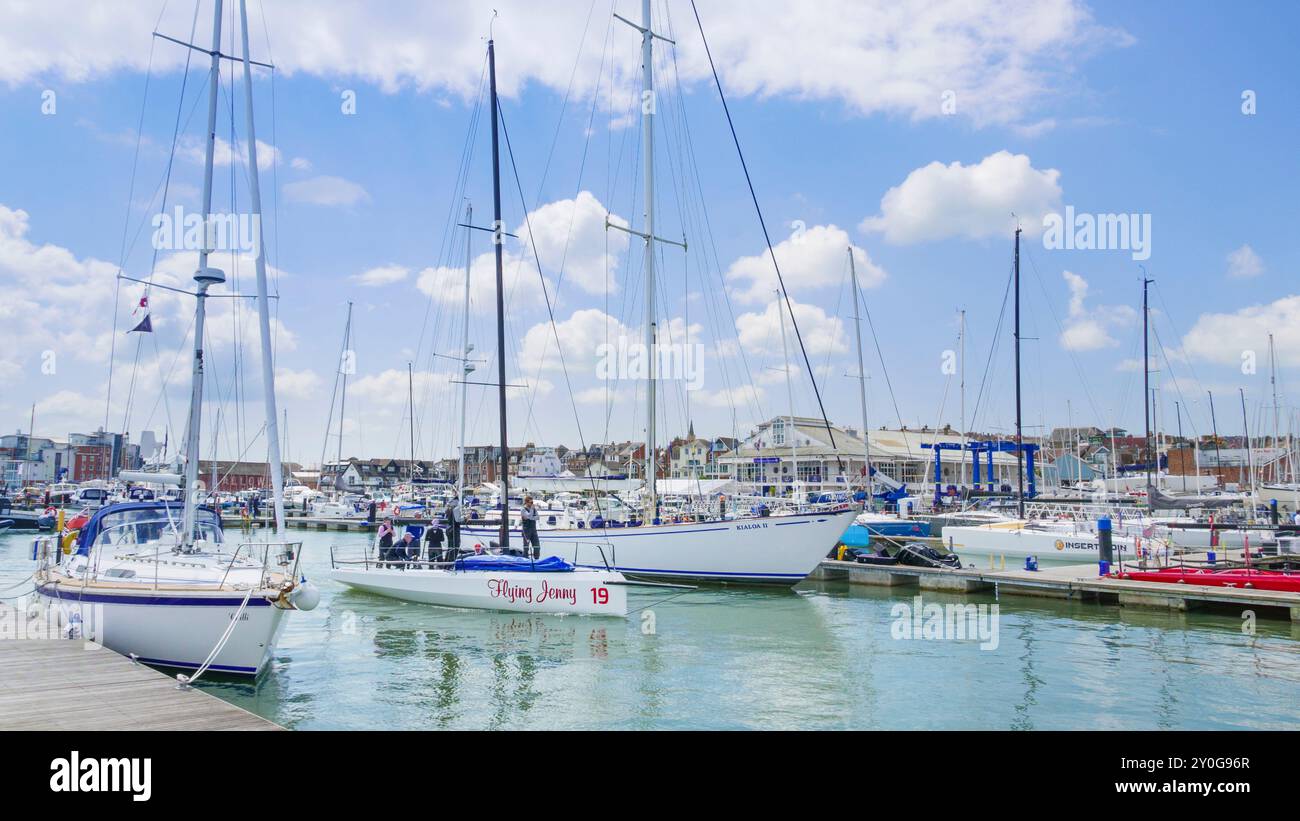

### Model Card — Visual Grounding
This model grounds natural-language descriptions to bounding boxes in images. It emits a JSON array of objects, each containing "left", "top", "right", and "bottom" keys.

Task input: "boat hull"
[
  {"left": 461, "top": 508, "right": 858, "bottom": 584},
  {"left": 942, "top": 521, "right": 1138, "bottom": 561},
  {"left": 35, "top": 583, "right": 287, "bottom": 676},
  {"left": 330, "top": 566, "right": 628, "bottom": 616}
]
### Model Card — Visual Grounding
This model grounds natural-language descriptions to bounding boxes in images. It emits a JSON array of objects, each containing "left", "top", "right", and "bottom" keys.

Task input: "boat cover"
[{"left": 454, "top": 554, "right": 575, "bottom": 573}]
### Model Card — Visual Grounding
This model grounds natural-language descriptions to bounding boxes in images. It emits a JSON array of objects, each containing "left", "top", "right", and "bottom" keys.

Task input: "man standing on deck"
[
  {"left": 521, "top": 495, "right": 540, "bottom": 559},
  {"left": 447, "top": 497, "right": 463, "bottom": 551}
]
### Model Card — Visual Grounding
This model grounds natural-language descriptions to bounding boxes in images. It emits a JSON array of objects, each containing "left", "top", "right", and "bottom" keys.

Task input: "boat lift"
[{"left": 922, "top": 440, "right": 1039, "bottom": 502}]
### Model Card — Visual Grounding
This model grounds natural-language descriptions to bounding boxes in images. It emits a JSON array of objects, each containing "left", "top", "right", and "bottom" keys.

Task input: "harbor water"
[{"left": 3, "top": 528, "right": 1298, "bottom": 730}]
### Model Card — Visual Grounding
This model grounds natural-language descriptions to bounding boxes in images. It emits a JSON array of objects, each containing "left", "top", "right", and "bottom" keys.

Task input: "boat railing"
[
  {"left": 231, "top": 540, "right": 306, "bottom": 590},
  {"left": 328, "top": 541, "right": 619, "bottom": 572}
]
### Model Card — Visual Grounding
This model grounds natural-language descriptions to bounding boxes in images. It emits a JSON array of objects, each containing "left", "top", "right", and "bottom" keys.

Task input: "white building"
[{"left": 715, "top": 416, "right": 1030, "bottom": 496}]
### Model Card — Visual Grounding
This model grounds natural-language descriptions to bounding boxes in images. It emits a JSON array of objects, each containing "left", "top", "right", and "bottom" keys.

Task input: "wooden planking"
[{"left": 0, "top": 627, "right": 281, "bottom": 731}]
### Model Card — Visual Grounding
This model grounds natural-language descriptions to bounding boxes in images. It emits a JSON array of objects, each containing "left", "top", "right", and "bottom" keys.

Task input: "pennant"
[{"left": 128, "top": 314, "right": 153, "bottom": 333}]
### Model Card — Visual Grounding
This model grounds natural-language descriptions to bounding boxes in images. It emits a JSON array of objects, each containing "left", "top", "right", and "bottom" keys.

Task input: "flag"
[
  {"left": 128, "top": 315, "right": 152, "bottom": 333},
  {"left": 133, "top": 294, "right": 149, "bottom": 315}
]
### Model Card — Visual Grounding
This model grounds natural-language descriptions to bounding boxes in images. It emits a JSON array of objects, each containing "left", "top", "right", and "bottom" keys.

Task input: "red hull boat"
[{"left": 1114, "top": 567, "right": 1300, "bottom": 593}]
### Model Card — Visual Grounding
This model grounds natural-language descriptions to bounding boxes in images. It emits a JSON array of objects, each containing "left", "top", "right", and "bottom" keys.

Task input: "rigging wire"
[{"left": 689, "top": 0, "right": 843, "bottom": 474}]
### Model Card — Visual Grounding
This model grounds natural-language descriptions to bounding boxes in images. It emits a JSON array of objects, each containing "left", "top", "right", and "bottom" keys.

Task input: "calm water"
[{"left": 3, "top": 528, "right": 1298, "bottom": 730}]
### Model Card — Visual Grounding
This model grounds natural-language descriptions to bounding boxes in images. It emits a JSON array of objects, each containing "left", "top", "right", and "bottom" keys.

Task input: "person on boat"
[
  {"left": 521, "top": 495, "right": 540, "bottom": 558},
  {"left": 367, "top": 499, "right": 377, "bottom": 524},
  {"left": 447, "top": 497, "right": 464, "bottom": 550},
  {"left": 397, "top": 531, "right": 418, "bottom": 568},
  {"left": 377, "top": 518, "right": 396, "bottom": 565},
  {"left": 425, "top": 524, "right": 445, "bottom": 563}
]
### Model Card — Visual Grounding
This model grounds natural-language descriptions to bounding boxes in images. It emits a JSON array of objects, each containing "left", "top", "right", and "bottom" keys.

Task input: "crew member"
[
  {"left": 521, "top": 495, "right": 540, "bottom": 558},
  {"left": 447, "top": 497, "right": 464, "bottom": 550},
  {"left": 377, "top": 518, "right": 395, "bottom": 565},
  {"left": 425, "top": 524, "right": 445, "bottom": 563}
]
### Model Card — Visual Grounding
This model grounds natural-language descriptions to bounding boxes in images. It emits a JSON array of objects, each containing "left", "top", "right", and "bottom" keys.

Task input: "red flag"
[{"left": 133, "top": 294, "right": 148, "bottom": 315}]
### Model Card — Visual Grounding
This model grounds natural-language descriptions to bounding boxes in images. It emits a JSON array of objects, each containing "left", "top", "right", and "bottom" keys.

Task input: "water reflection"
[{"left": 3, "top": 529, "right": 1297, "bottom": 730}]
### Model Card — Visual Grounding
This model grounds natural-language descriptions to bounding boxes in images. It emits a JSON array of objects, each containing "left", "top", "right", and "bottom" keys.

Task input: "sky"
[{"left": 0, "top": 0, "right": 1297, "bottom": 468}]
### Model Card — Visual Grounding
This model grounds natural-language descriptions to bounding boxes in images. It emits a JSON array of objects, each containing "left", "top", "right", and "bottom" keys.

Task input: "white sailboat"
[
  {"left": 31, "top": 0, "right": 317, "bottom": 678},
  {"left": 330, "top": 36, "right": 630, "bottom": 615},
  {"left": 459, "top": 1, "right": 856, "bottom": 584}
]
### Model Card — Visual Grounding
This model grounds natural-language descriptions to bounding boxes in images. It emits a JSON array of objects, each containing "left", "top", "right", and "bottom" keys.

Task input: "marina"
[
  {"left": 3, "top": 527, "right": 1300, "bottom": 730},
  {"left": 0, "top": 0, "right": 1297, "bottom": 752}
]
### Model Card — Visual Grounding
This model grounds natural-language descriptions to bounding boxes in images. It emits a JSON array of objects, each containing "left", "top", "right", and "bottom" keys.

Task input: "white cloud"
[
  {"left": 352, "top": 264, "right": 410, "bottom": 286},
  {"left": 1058, "top": 270, "right": 1135, "bottom": 351},
  {"left": 0, "top": 204, "right": 123, "bottom": 381},
  {"left": 274, "top": 368, "right": 321, "bottom": 400},
  {"left": 290, "top": 157, "right": 313, "bottom": 171},
  {"left": 349, "top": 368, "right": 456, "bottom": 408},
  {"left": 516, "top": 191, "right": 628, "bottom": 296},
  {"left": 725, "top": 225, "right": 884, "bottom": 303},
  {"left": 179, "top": 135, "right": 282, "bottom": 171},
  {"left": 1226, "top": 244, "right": 1263, "bottom": 279},
  {"left": 415, "top": 249, "right": 547, "bottom": 314},
  {"left": 1182, "top": 295, "right": 1300, "bottom": 367},
  {"left": 518, "top": 309, "right": 631, "bottom": 375},
  {"left": 735, "top": 299, "right": 846, "bottom": 357},
  {"left": 0, "top": 1, "right": 1125, "bottom": 131},
  {"left": 283, "top": 175, "right": 370, "bottom": 207},
  {"left": 861, "top": 151, "right": 1062, "bottom": 244}
]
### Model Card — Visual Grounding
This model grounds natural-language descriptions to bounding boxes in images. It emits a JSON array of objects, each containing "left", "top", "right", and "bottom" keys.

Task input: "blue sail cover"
[
  {"left": 453, "top": 554, "right": 575, "bottom": 573},
  {"left": 74, "top": 501, "right": 221, "bottom": 555}
]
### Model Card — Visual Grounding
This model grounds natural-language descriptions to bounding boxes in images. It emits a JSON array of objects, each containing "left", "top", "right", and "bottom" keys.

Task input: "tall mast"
[
  {"left": 1142, "top": 275, "right": 1153, "bottom": 508},
  {"left": 181, "top": 0, "right": 226, "bottom": 548},
  {"left": 458, "top": 202, "right": 473, "bottom": 507},
  {"left": 959, "top": 308, "right": 966, "bottom": 490},
  {"left": 407, "top": 361, "right": 416, "bottom": 484},
  {"left": 488, "top": 37, "right": 510, "bottom": 548},
  {"left": 1209, "top": 390, "right": 1221, "bottom": 488},
  {"left": 338, "top": 301, "right": 352, "bottom": 466},
  {"left": 1240, "top": 387, "right": 1255, "bottom": 509},
  {"left": 641, "top": 0, "right": 658, "bottom": 521},
  {"left": 1176, "top": 400, "right": 1186, "bottom": 492},
  {"left": 239, "top": 0, "right": 285, "bottom": 534},
  {"left": 1269, "top": 332, "right": 1279, "bottom": 480},
  {"left": 1013, "top": 227, "right": 1024, "bottom": 519},
  {"left": 777, "top": 289, "right": 798, "bottom": 504},
  {"left": 849, "top": 247, "right": 872, "bottom": 510}
]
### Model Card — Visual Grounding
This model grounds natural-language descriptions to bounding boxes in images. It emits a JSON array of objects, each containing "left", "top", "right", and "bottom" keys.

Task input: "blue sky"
[{"left": 0, "top": 0, "right": 1297, "bottom": 466}]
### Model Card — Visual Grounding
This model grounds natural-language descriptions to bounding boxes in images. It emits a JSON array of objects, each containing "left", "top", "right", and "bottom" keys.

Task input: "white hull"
[
  {"left": 1259, "top": 484, "right": 1300, "bottom": 510},
  {"left": 462, "top": 508, "right": 858, "bottom": 584},
  {"left": 330, "top": 566, "right": 628, "bottom": 616},
  {"left": 35, "top": 584, "right": 287, "bottom": 676},
  {"left": 943, "top": 521, "right": 1139, "bottom": 561}
]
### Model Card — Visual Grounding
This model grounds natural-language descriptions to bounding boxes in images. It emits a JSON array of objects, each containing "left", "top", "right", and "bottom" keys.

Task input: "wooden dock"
[
  {"left": 0, "top": 608, "right": 281, "bottom": 731},
  {"left": 811, "top": 558, "right": 1300, "bottom": 620}
]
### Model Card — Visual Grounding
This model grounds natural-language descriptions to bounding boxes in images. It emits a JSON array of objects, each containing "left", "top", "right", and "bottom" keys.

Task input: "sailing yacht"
[
  {"left": 458, "top": 2, "right": 856, "bottom": 584},
  {"left": 31, "top": 0, "right": 317, "bottom": 677}
]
